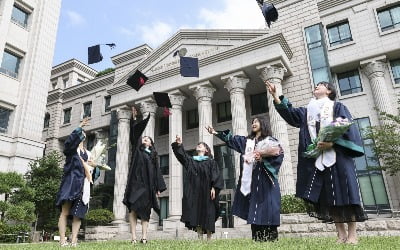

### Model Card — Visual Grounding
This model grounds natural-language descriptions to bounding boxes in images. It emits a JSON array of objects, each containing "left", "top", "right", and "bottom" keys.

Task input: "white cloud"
[
  {"left": 118, "top": 26, "right": 135, "bottom": 37},
  {"left": 138, "top": 21, "right": 174, "bottom": 47},
  {"left": 65, "top": 10, "right": 86, "bottom": 26},
  {"left": 199, "top": 0, "right": 265, "bottom": 29}
]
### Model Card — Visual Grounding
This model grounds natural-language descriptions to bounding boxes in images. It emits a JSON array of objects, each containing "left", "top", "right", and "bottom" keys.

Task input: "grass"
[{"left": 1, "top": 237, "right": 400, "bottom": 250}]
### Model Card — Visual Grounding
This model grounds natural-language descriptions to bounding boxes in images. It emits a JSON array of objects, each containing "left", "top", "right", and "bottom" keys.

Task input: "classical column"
[
  {"left": 259, "top": 65, "right": 295, "bottom": 195},
  {"left": 112, "top": 106, "right": 131, "bottom": 224},
  {"left": 190, "top": 81, "right": 216, "bottom": 152},
  {"left": 167, "top": 91, "right": 186, "bottom": 223},
  {"left": 222, "top": 72, "right": 249, "bottom": 183},
  {"left": 137, "top": 98, "right": 158, "bottom": 139},
  {"left": 362, "top": 59, "right": 396, "bottom": 119}
]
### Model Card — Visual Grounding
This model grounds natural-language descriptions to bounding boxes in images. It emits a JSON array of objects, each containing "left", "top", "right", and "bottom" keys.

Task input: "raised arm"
[
  {"left": 63, "top": 118, "right": 89, "bottom": 156},
  {"left": 130, "top": 106, "right": 150, "bottom": 151},
  {"left": 206, "top": 126, "right": 247, "bottom": 154},
  {"left": 266, "top": 81, "right": 306, "bottom": 128},
  {"left": 171, "top": 135, "right": 192, "bottom": 168}
]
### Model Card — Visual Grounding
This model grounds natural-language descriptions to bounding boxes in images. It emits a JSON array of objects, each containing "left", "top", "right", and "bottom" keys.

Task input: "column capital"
[
  {"left": 136, "top": 97, "right": 158, "bottom": 115},
  {"left": 258, "top": 64, "right": 286, "bottom": 82},
  {"left": 189, "top": 81, "right": 216, "bottom": 101},
  {"left": 117, "top": 105, "right": 131, "bottom": 120},
  {"left": 169, "top": 90, "right": 186, "bottom": 107},
  {"left": 362, "top": 60, "right": 386, "bottom": 79},
  {"left": 95, "top": 129, "right": 107, "bottom": 140},
  {"left": 221, "top": 71, "right": 250, "bottom": 93}
]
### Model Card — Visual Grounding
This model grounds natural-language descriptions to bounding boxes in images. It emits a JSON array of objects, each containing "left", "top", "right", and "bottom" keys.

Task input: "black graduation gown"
[
  {"left": 274, "top": 96, "right": 368, "bottom": 222},
  {"left": 215, "top": 131, "right": 284, "bottom": 226},
  {"left": 55, "top": 127, "right": 88, "bottom": 218},
  {"left": 171, "top": 142, "right": 224, "bottom": 233},
  {"left": 123, "top": 115, "right": 166, "bottom": 220}
]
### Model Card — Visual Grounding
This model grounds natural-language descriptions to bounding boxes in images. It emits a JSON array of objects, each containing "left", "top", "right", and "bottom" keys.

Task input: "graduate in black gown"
[
  {"left": 56, "top": 118, "right": 94, "bottom": 247},
  {"left": 266, "top": 81, "right": 367, "bottom": 244},
  {"left": 171, "top": 135, "right": 223, "bottom": 240},
  {"left": 206, "top": 117, "right": 284, "bottom": 242},
  {"left": 123, "top": 106, "right": 166, "bottom": 244}
]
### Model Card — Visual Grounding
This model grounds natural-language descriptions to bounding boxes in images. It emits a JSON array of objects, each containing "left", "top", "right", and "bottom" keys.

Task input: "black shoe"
[{"left": 140, "top": 239, "right": 148, "bottom": 244}]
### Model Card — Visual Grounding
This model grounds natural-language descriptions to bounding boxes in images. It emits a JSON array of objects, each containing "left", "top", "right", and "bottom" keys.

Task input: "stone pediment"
[{"left": 111, "top": 29, "right": 270, "bottom": 87}]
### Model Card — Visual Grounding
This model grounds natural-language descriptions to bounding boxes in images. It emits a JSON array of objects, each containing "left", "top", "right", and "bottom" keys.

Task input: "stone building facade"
[
  {"left": 0, "top": 0, "right": 61, "bottom": 174},
  {"left": 44, "top": 0, "right": 400, "bottom": 231}
]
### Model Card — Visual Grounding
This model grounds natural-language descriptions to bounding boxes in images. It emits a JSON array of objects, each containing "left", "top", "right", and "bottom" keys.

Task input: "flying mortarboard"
[
  {"left": 153, "top": 92, "right": 172, "bottom": 117},
  {"left": 172, "top": 48, "right": 199, "bottom": 77},
  {"left": 88, "top": 43, "right": 116, "bottom": 64},
  {"left": 127, "top": 70, "right": 148, "bottom": 91},
  {"left": 261, "top": 2, "right": 278, "bottom": 28}
]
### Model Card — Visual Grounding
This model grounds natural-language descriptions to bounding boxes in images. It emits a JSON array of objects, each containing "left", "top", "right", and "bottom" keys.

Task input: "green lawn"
[{"left": 1, "top": 237, "right": 399, "bottom": 250}]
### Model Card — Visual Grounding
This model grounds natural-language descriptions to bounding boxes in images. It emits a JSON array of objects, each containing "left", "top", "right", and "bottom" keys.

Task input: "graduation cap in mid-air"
[
  {"left": 256, "top": 1, "right": 279, "bottom": 28},
  {"left": 173, "top": 48, "right": 199, "bottom": 77},
  {"left": 88, "top": 43, "right": 116, "bottom": 64},
  {"left": 127, "top": 70, "right": 148, "bottom": 91},
  {"left": 153, "top": 92, "right": 172, "bottom": 117}
]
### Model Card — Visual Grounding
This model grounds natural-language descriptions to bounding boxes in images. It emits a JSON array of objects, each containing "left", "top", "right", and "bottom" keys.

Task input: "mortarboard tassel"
[
  {"left": 139, "top": 76, "right": 145, "bottom": 87},
  {"left": 163, "top": 107, "right": 172, "bottom": 117}
]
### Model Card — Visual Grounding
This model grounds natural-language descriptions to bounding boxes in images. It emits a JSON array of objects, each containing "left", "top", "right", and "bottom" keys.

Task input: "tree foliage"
[
  {"left": 366, "top": 109, "right": 400, "bottom": 176},
  {"left": 96, "top": 68, "right": 115, "bottom": 77},
  {"left": 24, "top": 151, "right": 63, "bottom": 231}
]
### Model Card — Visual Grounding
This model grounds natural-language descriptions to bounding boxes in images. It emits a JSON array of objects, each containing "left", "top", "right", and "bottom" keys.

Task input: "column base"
[
  {"left": 162, "top": 216, "right": 185, "bottom": 231},
  {"left": 110, "top": 221, "right": 130, "bottom": 233}
]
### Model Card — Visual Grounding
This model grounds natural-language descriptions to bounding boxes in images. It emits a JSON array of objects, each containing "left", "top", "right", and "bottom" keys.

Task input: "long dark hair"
[
  {"left": 140, "top": 136, "right": 159, "bottom": 167},
  {"left": 248, "top": 117, "right": 272, "bottom": 140},
  {"left": 317, "top": 81, "right": 337, "bottom": 101},
  {"left": 197, "top": 142, "right": 213, "bottom": 159}
]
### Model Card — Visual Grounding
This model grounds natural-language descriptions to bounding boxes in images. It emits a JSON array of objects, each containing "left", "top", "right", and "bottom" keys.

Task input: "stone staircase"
[{"left": 84, "top": 214, "right": 400, "bottom": 241}]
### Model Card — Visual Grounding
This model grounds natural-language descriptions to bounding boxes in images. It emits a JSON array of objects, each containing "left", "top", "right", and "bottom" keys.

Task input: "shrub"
[
  {"left": 280, "top": 195, "right": 310, "bottom": 214},
  {"left": 86, "top": 209, "right": 114, "bottom": 226},
  {"left": 0, "top": 222, "right": 31, "bottom": 243}
]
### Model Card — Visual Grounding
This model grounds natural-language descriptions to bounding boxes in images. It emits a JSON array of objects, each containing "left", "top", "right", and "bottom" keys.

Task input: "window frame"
[
  {"left": 376, "top": 3, "right": 400, "bottom": 33},
  {"left": 11, "top": 4, "right": 30, "bottom": 29},
  {"left": 250, "top": 92, "right": 268, "bottom": 115},
  {"left": 336, "top": 69, "right": 363, "bottom": 96},
  {"left": 82, "top": 101, "right": 92, "bottom": 118},
  {"left": 326, "top": 20, "right": 353, "bottom": 47},
  {"left": 0, "top": 50, "right": 22, "bottom": 79},
  {"left": 159, "top": 154, "right": 169, "bottom": 175},
  {"left": 63, "top": 108, "right": 72, "bottom": 125},
  {"left": 0, "top": 107, "right": 12, "bottom": 134},
  {"left": 104, "top": 96, "right": 111, "bottom": 113},
  {"left": 158, "top": 116, "right": 169, "bottom": 136},
  {"left": 389, "top": 59, "right": 400, "bottom": 86},
  {"left": 44, "top": 113, "right": 50, "bottom": 129},
  {"left": 186, "top": 109, "right": 199, "bottom": 130},
  {"left": 217, "top": 101, "right": 232, "bottom": 123}
]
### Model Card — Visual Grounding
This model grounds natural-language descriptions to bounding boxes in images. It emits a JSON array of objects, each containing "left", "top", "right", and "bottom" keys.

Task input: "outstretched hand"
[
  {"left": 80, "top": 117, "right": 90, "bottom": 128},
  {"left": 210, "top": 187, "right": 216, "bottom": 200},
  {"left": 205, "top": 125, "right": 217, "bottom": 135},
  {"left": 175, "top": 135, "right": 182, "bottom": 145},
  {"left": 265, "top": 80, "right": 277, "bottom": 97}
]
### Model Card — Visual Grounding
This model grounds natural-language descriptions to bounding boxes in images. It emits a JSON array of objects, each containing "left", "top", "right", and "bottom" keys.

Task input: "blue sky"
[{"left": 53, "top": 0, "right": 265, "bottom": 71}]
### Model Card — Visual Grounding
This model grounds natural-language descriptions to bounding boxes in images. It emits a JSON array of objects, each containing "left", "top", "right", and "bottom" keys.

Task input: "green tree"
[
  {"left": 367, "top": 106, "right": 400, "bottom": 176},
  {"left": 96, "top": 68, "right": 115, "bottom": 77},
  {"left": 24, "top": 151, "right": 63, "bottom": 231}
]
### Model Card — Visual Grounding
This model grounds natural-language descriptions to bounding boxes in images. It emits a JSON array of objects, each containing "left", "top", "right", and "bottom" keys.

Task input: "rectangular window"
[
  {"left": 390, "top": 59, "right": 400, "bottom": 84},
  {"left": 159, "top": 116, "right": 169, "bottom": 136},
  {"left": 83, "top": 102, "right": 92, "bottom": 118},
  {"left": 104, "top": 96, "right": 111, "bottom": 112},
  {"left": 377, "top": 4, "right": 400, "bottom": 32},
  {"left": 213, "top": 145, "right": 236, "bottom": 189},
  {"left": 0, "top": 107, "right": 11, "bottom": 133},
  {"left": 86, "top": 133, "right": 96, "bottom": 151},
  {"left": 0, "top": 50, "right": 22, "bottom": 78},
  {"left": 159, "top": 155, "right": 169, "bottom": 175},
  {"left": 327, "top": 21, "right": 353, "bottom": 46},
  {"left": 304, "top": 24, "right": 332, "bottom": 85},
  {"left": 63, "top": 78, "right": 68, "bottom": 89},
  {"left": 337, "top": 70, "right": 363, "bottom": 96},
  {"left": 354, "top": 117, "right": 390, "bottom": 214},
  {"left": 250, "top": 93, "right": 268, "bottom": 115},
  {"left": 44, "top": 113, "right": 50, "bottom": 128},
  {"left": 63, "top": 108, "right": 71, "bottom": 124},
  {"left": 11, "top": 5, "right": 29, "bottom": 28},
  {"left": 217, "top": 101, "right": 232, "bottom": 123},
  {"left": 159, "top": 197, "right": 169, "bottom": 226},
  {"left": 186, "top": 109, "right": 199, "bottom": 129}
]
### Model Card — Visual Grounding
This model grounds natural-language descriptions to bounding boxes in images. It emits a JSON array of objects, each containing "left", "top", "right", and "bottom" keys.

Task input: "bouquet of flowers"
[
  {"left": 304, "top": 117, "right": 353, "bottom": 158},
  {"left": 90, "top": 139, "right": 112, "bottom": 171},
  {"left": 243, "top": 137, "right": 281, "bottom": 163}
]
